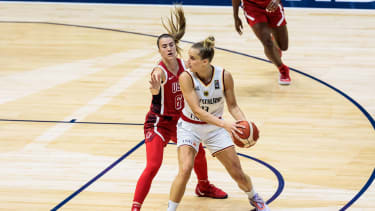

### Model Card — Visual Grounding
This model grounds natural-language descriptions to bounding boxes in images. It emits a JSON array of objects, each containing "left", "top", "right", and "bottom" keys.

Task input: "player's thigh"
[
  {"left": 204, "top": 127, "right": 234, "bottom": 156},
  {"left": 176, "top": 120, "right": 201, "bottom": 152},
  {"left": 251, "top": 22, "right": 273, "bottom": 43}
]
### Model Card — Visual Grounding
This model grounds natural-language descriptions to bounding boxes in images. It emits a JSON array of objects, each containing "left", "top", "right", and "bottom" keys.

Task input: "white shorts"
[{"left": 177, "top": 119, "right": 234, "bottom": 156}]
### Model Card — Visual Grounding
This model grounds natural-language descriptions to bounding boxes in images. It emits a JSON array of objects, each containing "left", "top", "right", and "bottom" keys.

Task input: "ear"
[{"left": 202, "top": 58, "right": 210, "bottom": 65}]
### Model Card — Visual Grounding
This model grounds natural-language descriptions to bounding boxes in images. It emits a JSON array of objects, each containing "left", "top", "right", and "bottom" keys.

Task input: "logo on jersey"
[
  {"left": 204, "top": 91, "right": 209, "bottom": 96},
  {"left": 200, "top": 97, "right": 222, "bottom": 104},
  {"left": 214, "top": 80, "right": 220, "bottom": 89},
  {"left": 172, "top": 82, "right": 180, "bottom": 93}
]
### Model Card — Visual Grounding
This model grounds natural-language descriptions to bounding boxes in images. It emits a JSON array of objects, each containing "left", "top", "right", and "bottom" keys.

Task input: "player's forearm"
[
  {"left": 193, "top": 109, "right": 225, "bottom": 128},
  {"left": 232, "top": 0, "right": 241, "bottom": 16},
  {"left": 228, "top": 105, "right": 246, "bottom": 121}
]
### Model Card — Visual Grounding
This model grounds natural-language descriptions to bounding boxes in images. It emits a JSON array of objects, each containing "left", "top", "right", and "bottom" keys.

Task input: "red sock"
[
  {"left": 133, "top": 135, "right": 164, "bottom": 205},
  {"left": 194, "top": 143, "right": 209, "bottom": 185},
  {"left": 131, "top": 202, "right": 141, "bottom": 210},
  {"left": 278, "top": 64, "right": 285, "bottom": 70}
]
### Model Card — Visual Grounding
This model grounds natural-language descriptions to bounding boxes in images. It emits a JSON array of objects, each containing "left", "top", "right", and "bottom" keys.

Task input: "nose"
[{"left": 187, "top": 60, "right": 191, "bottom": 68}]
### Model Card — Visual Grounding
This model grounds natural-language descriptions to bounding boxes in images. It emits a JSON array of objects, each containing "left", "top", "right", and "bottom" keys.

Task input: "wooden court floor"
[{"left": 0, "top": 2, "right": 374, "bottom": 211}]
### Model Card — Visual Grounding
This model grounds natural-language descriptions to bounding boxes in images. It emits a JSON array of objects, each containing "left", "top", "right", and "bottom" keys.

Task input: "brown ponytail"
[{"left": 157, "top": 6, "right": 186, "bottom": 56}]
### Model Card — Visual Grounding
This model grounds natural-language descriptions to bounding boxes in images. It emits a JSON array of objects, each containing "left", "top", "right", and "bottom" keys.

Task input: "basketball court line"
[
  {"left": 51, "top": 140, "right": 285, "bottom": 210},
  {"left": 0, "top": 118, "right": 143, "bottom": 125},
  {"left": 50, "top": 140, "right": 145, "bottom": 211},
  {"left": 1, "top": 21, "right": 374, "bottom": 210},
  {"left": 340, "top": 168, "right": 375, "bottom": 210}
]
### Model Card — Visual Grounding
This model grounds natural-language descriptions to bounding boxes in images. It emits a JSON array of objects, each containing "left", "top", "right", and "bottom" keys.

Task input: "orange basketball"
[{"left": 232, "top": 121, "right": 259, "bottom": 148}]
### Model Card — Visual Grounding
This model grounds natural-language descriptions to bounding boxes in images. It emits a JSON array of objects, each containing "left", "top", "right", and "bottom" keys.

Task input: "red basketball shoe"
[
  {"left": 195, "top": 181, "right": 228, "bottom": 199},
  {"left": 278, "top": 65, "right": 291, "bottom": 85}
]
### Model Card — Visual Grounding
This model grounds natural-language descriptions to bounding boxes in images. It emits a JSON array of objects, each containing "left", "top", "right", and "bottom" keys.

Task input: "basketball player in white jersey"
[{"left": 167, "top": 36, "right": 270, "bottom": 211}]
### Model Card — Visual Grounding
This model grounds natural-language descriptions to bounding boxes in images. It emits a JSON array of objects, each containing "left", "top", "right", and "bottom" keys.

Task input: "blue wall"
[
  {"left": 282, "top": 0, "right": 375, "bottom": 9},
  {"left": 3, "top": 0, "right": 375, "bottom": 9}
]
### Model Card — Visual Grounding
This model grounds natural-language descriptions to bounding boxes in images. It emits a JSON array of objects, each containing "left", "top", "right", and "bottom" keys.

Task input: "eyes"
[{"left": 161, "top": 42, "right": 175, "bottom": 49}]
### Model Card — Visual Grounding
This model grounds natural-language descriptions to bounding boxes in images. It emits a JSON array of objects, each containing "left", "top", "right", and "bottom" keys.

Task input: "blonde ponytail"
[
  {"left": 191, "top": 36, "right": 216, "bottom": 62},
  {"left": 203, "top": 36, "right": 215, "bottom": 49}
]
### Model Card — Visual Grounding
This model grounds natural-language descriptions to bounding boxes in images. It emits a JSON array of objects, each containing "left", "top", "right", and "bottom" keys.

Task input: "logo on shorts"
[
  {"left": 182, "top": 139, "right": 194, "bottom": 145},
  {"left": 146, "top": 131, "right": 152, "bottom": 139}
]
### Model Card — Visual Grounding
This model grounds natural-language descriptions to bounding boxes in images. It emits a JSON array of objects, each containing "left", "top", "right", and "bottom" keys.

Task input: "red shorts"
[
  {"left": 144, "top": 111, "right": 179, "bottom": 147},
  {"left": 242, "top": 2, "right": 287, "bottom": 28},
  {"left": 144, "top": 127, "right": 177, "bottom": 147}
]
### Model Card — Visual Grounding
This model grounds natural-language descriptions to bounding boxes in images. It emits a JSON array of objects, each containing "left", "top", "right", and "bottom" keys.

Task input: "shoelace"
[{"left": 251, "top": 194, "right": 265, "bottom": 204}]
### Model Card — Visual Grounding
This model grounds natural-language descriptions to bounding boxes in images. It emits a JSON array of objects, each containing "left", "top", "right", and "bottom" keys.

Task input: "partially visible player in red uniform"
[
  {"left": 232, "top": 0, "right": 291, "bottom": 85},
  {"left": 131, "top": 6, "right": 227, "bottom": 211}
]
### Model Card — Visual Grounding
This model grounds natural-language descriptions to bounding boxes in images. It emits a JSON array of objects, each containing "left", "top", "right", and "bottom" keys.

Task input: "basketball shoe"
[
  {"left": 195, "top": 181, "right": 228, "bottom": 199},
  {"left": 249, "top": 193, "right": 270, "bottom": 211},
  {"left": 278, "top": 64, "right": 291, "bottom": 85}
]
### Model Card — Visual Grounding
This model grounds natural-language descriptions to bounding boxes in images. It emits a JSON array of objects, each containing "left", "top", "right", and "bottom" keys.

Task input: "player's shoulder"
[
  {"left": 179, "top": 70, "right": 192, "bottom": 79},
  {"left": 212, "top": 65, "right": 231, "bottom": 77}
]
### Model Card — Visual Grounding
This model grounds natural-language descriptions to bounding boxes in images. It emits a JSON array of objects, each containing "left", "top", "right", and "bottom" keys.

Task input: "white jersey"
[{"left": 182, "top": 65, "right": 225, "bottom": 123}]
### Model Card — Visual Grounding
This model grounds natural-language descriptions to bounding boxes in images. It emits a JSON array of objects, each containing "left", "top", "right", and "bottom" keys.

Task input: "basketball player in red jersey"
[
  {"left": 131, "top": 7, "right": 227, "bottom": 211},
  {"left": 232, "top": 0, "right": 291, "bottom": 85}
]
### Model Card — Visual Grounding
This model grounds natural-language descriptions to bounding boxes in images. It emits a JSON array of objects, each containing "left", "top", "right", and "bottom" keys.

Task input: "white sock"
[
  {"left": 167, "top": 200, "right": 179, "bottom": 211},
  {"left": 245, "top": 188, "right": 256, "bottom": 199}
]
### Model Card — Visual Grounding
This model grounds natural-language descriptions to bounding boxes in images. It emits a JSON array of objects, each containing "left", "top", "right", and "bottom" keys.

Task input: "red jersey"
[
  {"left": 144, "top": 58, "right": 186, "bottom": 144},
  {"left": 149, "top": 58, "right": 185, "bottom": 117}
]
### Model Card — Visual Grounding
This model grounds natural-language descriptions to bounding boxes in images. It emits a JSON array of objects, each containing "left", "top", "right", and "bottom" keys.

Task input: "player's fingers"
[
  {"left": 151, "top": 74, "right": 156, "bottom": 82},
  {"left": 231, "top": 130, "right": 241, "bottom": 140},
  {"left": 236, "top": 26, "right": 240, "bottom": 33},
  {"left": 232, "top": 126, "right": 243, "bottom": 134},
  {"left": 266, "top": 4, "right": 271, "bottom": 12},
  {"left": 235, "top": 121, "right": 246, "bottom": 129},
  {"left": 156, "top": 73, "right": 161, "bottom": 82}
]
